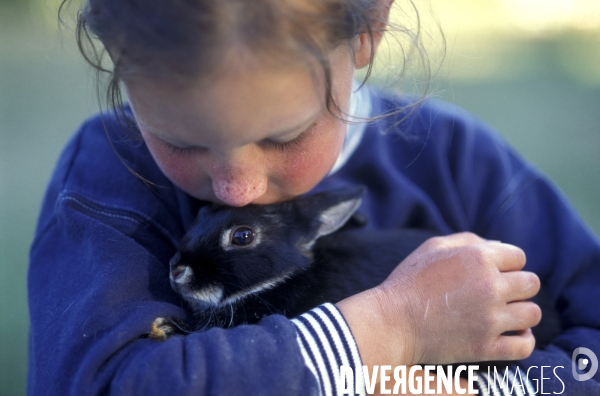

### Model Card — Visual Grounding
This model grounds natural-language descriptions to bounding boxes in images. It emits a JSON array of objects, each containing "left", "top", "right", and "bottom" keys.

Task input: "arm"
[
  {"left": 28, "top": 117, "right": 366, "bottom": 395},
  {"left": 338, "top": 96, "right": 600, "bottom": 394},
  {"left": 28, "top": 195, "right": 360, "bottom": 396},
  {"left": 28, "top": 194, "right": 540, "bottom": 396}
]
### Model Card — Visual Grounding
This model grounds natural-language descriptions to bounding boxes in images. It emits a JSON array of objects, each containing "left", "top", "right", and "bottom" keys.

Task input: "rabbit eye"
[{"left": 231, "top": 226, "right": 256, "bottom": 247}]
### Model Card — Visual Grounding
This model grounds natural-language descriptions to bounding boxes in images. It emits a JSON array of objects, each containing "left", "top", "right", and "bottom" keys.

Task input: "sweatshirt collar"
[{"left": 327, "top": 80, "right": 372, "bottom": 176}]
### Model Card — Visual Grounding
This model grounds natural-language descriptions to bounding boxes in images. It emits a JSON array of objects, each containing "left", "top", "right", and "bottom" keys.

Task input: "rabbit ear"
[{"left": 296, "top": 186, "right": 366, "bottom": 244}]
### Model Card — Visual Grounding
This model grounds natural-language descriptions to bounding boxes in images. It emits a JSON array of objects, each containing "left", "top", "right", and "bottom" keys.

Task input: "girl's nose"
[{"left": 208, "top": 148, "right": 268, "bottom": 207}]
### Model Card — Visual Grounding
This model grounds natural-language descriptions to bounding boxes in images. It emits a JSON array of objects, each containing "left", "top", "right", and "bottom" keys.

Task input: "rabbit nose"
[
  {"left": 171, "top": 266, "right": 187, "bottom": 282},
  {"left": 170, "top": 252, "right": 189, "bottom": 283}
]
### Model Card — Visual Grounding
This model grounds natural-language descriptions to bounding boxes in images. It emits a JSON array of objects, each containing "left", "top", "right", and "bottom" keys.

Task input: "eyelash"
[
  {"left": 163, "top": 143, "right": 198, "bottom": 156},
  {"left": 263, "top": 124, "right": 315, "bottom": 152},
  {"left": 263, "top": 134, "right": 304, "bottom": 152}
]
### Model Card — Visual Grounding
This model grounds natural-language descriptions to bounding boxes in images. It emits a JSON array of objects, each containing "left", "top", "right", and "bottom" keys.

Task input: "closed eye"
[
  {"left": 155, "top": 121, "right": 316, "bottom": 155},
  {"left": 261, "top": 122, "right": 316, "bottom": 152}
]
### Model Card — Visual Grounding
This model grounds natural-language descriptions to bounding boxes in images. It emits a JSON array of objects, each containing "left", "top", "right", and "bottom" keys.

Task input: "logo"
[
  {"left": 338, "top": 365, "right": 480, "bottom": 395},
  {"left": 572, "top": 347, "right": 598, "bottom": 381}
]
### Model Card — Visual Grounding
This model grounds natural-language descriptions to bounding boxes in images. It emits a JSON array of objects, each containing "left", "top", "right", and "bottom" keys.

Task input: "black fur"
[
  {"left": 162, "top": 187, "right": 431, "bottom": 329},
  {"left": 157, "top": 186, "right": 560, "bottom": 348}
]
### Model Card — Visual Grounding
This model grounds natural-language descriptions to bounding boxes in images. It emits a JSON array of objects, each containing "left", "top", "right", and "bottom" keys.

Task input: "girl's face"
[{"left": 124, "top": 46, "right": 355, "bottom": 207}]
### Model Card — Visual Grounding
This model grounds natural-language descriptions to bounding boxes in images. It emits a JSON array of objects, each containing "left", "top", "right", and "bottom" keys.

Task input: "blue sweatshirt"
[{"left": 28, "top": 89, "right": 600, "bottom": 395}]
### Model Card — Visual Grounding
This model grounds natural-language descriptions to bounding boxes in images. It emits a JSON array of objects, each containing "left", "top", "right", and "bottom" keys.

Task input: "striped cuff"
[
  {"left": 476, "top": 365, "right": 537, "bottom": 396},
  {"left": 291, "top": 303, "right": 365, "bottom": 396}
]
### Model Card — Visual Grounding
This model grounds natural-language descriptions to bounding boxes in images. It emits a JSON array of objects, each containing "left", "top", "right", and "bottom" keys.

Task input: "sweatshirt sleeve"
[
  {"left": 27, "top": 191, "right": 362, "bottom": 396},
  {"left": 441, "top": 107, "right": 600, "bottom": 395},
  {"left": 480, "top": 173, "right": 600, "bottom": 395},
  {"left": 292, "top": 304, "right": 366, "bottom": 396}
]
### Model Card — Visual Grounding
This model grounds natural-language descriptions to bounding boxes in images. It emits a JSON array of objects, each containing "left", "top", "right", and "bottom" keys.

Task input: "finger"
[
  {"left": 499, "top": 301, "right": 542, "bottom": 332},
  {"left": 493, "top": 243, "right": 527, "bottom": 272},
  {"left": 489, "top": 328, "right": 536, "bottom": 361},
  {"left": 501, "top": 271, "right": 540, "bottom": 302}
]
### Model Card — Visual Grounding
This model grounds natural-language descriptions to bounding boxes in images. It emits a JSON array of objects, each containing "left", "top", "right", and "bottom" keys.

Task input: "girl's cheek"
[
  {"left": 140, "top": 117, "right": 345, "bottom": 202},
  {"left": 143, "top": 138, "right": 206, "bottom": 194},
  {"left": 279, "top": 121, "right": 345, "bottom": 192},
  {"left": 161, "top": 157, "right": 202, "bottom": 192}
]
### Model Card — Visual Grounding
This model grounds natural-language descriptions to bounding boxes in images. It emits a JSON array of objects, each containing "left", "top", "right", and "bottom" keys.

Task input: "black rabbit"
[
  {"left": 150, "top": 186, "right": 560, "bottom": 348},
  {"left": 150, "top": 186, "right": 434, "bottom": 337}
]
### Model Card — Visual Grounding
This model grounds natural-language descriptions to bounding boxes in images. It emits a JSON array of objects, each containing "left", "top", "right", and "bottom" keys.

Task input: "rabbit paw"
[{"left": 149, "top": 317, "right": 190, "bottom": 341}]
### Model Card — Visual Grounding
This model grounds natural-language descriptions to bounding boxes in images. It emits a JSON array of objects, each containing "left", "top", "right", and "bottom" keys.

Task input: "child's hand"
[{"left": 337, "top": 232, "right": 541, "bottom": 369}]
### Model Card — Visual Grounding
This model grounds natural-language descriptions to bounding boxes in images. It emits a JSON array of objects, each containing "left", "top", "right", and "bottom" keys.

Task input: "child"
[{"left": 28, "top": 0, "right": 600, "bottom": 395}]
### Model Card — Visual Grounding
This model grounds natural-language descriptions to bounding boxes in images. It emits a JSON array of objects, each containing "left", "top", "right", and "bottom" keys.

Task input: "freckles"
[
  {"left": 284, "top": 154, "right": 316, "bottom": 183},
  {"left": 283, "top": 127, "right": 344, "bottom": 189},
  {"left": 289, "top": 148, "right": 327, "bottom": 175},
  {"left": 165, "top": 161, "right": 195, "bottom": 187},
  {"left": 212, "top": 173, "right": 268, "bottom": 206}
]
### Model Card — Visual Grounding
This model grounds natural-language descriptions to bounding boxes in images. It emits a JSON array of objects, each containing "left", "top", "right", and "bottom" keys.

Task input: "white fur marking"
[
  {"left": 220, "top": 227, "right": 235, "bottom": 250},
  {"left": 220, "top": 271, "right": 293, "bottom": 307},
  {"left": 191, "top": 285, "right": 224, "bottom": 306}
]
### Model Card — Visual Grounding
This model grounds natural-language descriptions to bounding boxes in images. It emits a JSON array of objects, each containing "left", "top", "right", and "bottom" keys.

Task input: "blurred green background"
[{"left": 1, "top": 0, "right": 599, "bottom": 394}]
